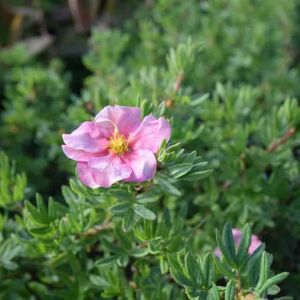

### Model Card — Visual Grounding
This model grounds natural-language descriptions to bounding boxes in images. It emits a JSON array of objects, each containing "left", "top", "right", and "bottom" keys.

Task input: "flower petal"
[
  {"left": 232, "top": 229, "right": 242, "bottom": 244},
  {"left": 77, "top": 162, "right": 100, "bottom": 188},
  {"left": 62, "top": 145, "right": 107, "bottom": 162},
  {"left": 123, "top": 149, "right": 157, "bottom": 182},
  {"left": 249, "top": 235, "right": 262, "bottom": 254},
  {"left": 129, "top": 115, "right": 171, "bottom": 153},
  {"left": 62, "top": 121, "right": 108, "bottom": 153},
  {"left": 88, "top": 155, "right": 132, "bottom": 187},
  {"left": 95, "top": 105, "right": 141, "bottom": 136}
]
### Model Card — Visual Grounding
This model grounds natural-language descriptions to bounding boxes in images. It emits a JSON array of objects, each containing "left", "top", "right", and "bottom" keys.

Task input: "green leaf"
[
  {"left": 268, "top": 285, "right": 280, "bottom": 295},
  {"left": 110, "top": 202, "right": 131, "bottom": 215},
  {"left": 256, "top": 273, "right": 289, "bottom": 295},
  {"left": 208, "top": 283, "right": 221, "bottom": 300},
  {"left": 236, "top": 224, "right": 251, "bottom": 264},
  {"left": 183, "top": 170, "right": 212, "bottom": 181},
  {"left": 182, "top": 151, "right": 197, "bottom": 164},
  {"left": 168, "top": 255, "right": 194, "bottom": 287},
  {"left": 114, "top": 224, "right": 132, "bottom": 250},
  {"left": 159, "top": 256, "right": 169, "bottom": 274},
  {"left": 131, "top": 248, "right": 149, "bottom": 258},
  {"left": 241, "top": 244, "right": 265, "bottom": 274},
  {"left": 202, "top": 252, "right": 214, "bottom": 287},
  {"left": 215, "top": 230, "right": 235, "bottom": 267},
  {"left": 136, "top": 190, "right": 160, "bottom": 204},
  {"left": 225, "top": 280, "right": 236, "bottom": 300},
  {"left": 213, "top": 254, "right": 235, "bottom": 279},
  {"left": 154, "top": 175, "right": 182, "bottom": 196},
  {"left": 169, "top": 163, "right": 193, "bottom": 178},
  {"left": 133, "top": 204, "right": 156, "bottom": 220},
  {"left": 90, "top": 275, "right": 110, "bottom": 288},
  {"left": 255, "top": 252, "right": 270, "bottom": 292},
  {"left": 222, "top": 223, "right": 237, "bottom": 265},
  {"left": 95, "top": 255, "right": 119, "bottom": 267},
  {"left": 122, "top": 209, "right": 135, "bottom": 232},
  {"left": 184, "top": 253, "right": 199, "bottom": 283},
  {"left": 62, "top": 185, "right": 76, "bottom": 204}
]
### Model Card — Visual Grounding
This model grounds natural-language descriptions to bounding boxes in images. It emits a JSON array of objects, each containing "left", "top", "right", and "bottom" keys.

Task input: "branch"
[
  {"left": 267, "top": 127, "right": 295, "bottom": 153},
  {"left": 81, "top": 221, "right": 113, "bottom": 237},
  {"left": 174, "top": 73, "right": 184, "bottom": 93}
]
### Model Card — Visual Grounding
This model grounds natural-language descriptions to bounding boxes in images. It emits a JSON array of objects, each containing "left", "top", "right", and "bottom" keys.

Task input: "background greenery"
[{"left": 0, "top": 0, "right": 300, "bottom": 298}]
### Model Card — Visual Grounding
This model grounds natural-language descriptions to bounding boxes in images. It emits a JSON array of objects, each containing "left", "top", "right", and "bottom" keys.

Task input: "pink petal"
[
  {"left": 214, "top": 248, "right": 222, "bottom": 258},
  {"left": 123, "top": 149, "right": 157, "bottom": 182},
  {"left": 249, "top": 235, "right": 262, "bottom": 254},
  {"left": 232, "top": 229, "right": 243, "bottom": 244},
  {"left": 77, "top": 162, "right": 100, "bottom": 189},
  {"left": 62, "top": 145, "right": 107, "bottom": 162},
  {"left": 62, "top": 121, "right": 108, "bottom": 153},
  {"left": 129, "top": 115, "right": 171, "bottom": 153},
  {"left": 95, "top": 105, "right": 141, "bottom": 136},
  {"left": 88, "top": 155, "right": 132, "bottom": 188}
]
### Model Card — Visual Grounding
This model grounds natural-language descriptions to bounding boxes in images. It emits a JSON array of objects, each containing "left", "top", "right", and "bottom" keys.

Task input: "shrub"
[{"left": 0, "top": 0, "right": 299, "bottom": 298}]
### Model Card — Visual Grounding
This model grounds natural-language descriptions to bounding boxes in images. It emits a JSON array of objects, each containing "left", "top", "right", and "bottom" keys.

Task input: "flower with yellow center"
[
  {"left": 107, "top": 132, "right": 129, "bottom": 155},
  {"left": 62, "top": 105, "right": 171, "bottom": 188}
]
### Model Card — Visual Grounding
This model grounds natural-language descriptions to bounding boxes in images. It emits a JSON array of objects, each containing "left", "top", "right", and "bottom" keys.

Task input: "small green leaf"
[
  {"left": 256, "top": 273, "right": 289, "bottom": 295},
  {"left": 114, "top": 224, "right": 132, "bottom": 250},
  {"left": 136, "top": 190, "right": 160, "bottom": 204},
  {"left": 131, "top": 248, "right": 149, "bottom": 258},
  {"left": 215, "top": 230, "right": 235, "bottom": 267},
  {"left": 168, "top": 255, "right": 194, "bottom": 287},
  {"left": 184, "top": 253, "right": 199, "bottom": 283},
  {"left": 90, "top": 275, "right": 110, "bottom": 288},
  {"left": 159, "top": 256, "right": 169, "bottom": 274},
  {"left": 256, "top": 252, "right": 270, "bottom": 292},
  {"left": 183, "top": 170, "right": 212, "bottom": 181},
  {"left": 154, "top": 174, "right": 181, "bottom": 196},
  {"left": 133, "top": 204, "right": 156, "bottom": 220},
  {"left": 208, "top": 283, "right": 221, "bottom": 300},
  {"left": 202, "top": 253, "right": 214, "bottom": 287},
  {"left": 268, "top": 285, "right": 280, "bottom": 295},
  {"left": 95, "top": 255, "right": 119, "bottom": 267},
  {"left": 222, "top": 223, "right": 237, "bottom": 265},
  {"left": 213, "top": 254, "right": 235, "bottom": 279},
  {"left": 122, "top": 209, "right": 135, "bottom": 231},
  {"left": 225, "top": 280, "right": 236, "bottom": 300},
  {"left": 110, "top": 202, "right": 131, "bottom": 215},
  {"left": 241, "top": 243, "right": 265, "bottom": 274},
  {"left": 236, "top": 224, "right": 251, "bottom": 264},
  {"left": 169, "top": 163, "right": 193, "bottom": 178}
]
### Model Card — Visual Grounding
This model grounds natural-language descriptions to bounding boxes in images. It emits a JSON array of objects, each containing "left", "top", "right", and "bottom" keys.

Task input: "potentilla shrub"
[
  {"left": 77, "top": 1, "right": 300, "bottom": 294},
  {"left": 0, "top": 47, "right": 71, "bottom": 193},
  {"left": 1, "top": 0, "right": 300, "bottom": 297},
  {"left": 0, "top": 105, "right": 291, "bottom": 299}
]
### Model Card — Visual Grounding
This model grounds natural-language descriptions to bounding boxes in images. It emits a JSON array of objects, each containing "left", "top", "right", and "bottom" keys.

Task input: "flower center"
[{"left": 107, "top": 133, "right": 129, "bottom": 155}]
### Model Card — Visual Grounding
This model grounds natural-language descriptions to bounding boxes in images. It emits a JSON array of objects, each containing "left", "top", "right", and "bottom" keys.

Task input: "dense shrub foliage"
[{"left": 1, "top": 0, "right": 300, "bottom": 299}]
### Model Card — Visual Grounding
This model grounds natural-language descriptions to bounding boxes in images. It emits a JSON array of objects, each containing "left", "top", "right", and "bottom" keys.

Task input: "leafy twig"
[{"left": 267, "top": 127, "right": 295, "bottom": 152}]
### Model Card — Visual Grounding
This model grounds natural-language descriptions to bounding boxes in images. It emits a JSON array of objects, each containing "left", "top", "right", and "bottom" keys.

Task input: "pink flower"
[
  {"left": 214, "top": 228, "right": 262, "bottom": 258},
  {"left": 62, "top": 105, "right": 171, "bottom": 188}
]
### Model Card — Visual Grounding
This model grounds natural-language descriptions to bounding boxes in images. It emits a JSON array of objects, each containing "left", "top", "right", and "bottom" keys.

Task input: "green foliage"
[
  {"left": 0, "top": 152, "right": 26, "bottom": 208},
  {"left": 0, "top": 56, "right": 70, "bottom": 192},
  {"left": 1, "top": 0, "right": 300, "bottom": 298},
  {"left": 169, "top": 223, "right": 289, "bottom": 300}
]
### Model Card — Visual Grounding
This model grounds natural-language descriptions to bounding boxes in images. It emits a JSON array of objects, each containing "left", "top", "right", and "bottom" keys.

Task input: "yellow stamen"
[{"left": 107, "top": 133, "right": 129, "bottom": 155}]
